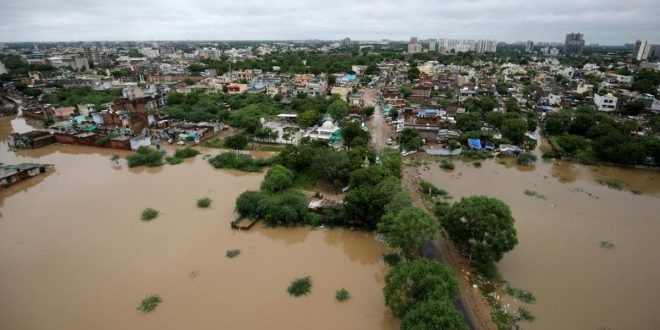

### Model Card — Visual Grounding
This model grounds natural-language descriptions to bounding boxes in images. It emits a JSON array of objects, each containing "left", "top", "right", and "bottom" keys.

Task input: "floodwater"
[
  {"left": 421, "top": 152, "right": 660, "bottom": 329},
  {"left": 0, "top": 116, "right": 398, "bottom": 330}
]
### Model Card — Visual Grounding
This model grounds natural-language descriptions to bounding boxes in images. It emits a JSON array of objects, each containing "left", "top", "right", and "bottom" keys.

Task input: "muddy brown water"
[
  {"left": 0, "top": 116, "right": 398, "bottom": 330},
  {"left": 420, "top": 154, "right": 660, "bottom": 330}
]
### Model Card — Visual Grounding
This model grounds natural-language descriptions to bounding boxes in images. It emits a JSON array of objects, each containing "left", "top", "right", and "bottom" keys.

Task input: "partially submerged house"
[{"left": 0, "top": 163, "right": 51, "bottom": 188}]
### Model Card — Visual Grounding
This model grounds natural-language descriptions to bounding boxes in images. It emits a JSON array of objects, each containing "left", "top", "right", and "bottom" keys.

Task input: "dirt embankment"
[{"left": 403, "top": 165, "right": 497, "bottom": 330}]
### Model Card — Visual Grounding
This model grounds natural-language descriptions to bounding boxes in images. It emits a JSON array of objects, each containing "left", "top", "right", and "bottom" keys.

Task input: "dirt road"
[
  {"left": 361, "top": 88, "right": 391, "bottom": 150},
  {"left": 403, "top": 165, "right": 497, "bottom": 330}
]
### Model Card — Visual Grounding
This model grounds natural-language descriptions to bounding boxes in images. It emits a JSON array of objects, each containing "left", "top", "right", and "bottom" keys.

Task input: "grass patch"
[
  {"left": 600, "top": 241, "right": 615, "bottom": 249},
  {"left": 257, "top": 144, "right": 286, "bottom": 152},
  {"left": 505, "top": 285, "right": 536, "bottom": 304},
  {"left": 291, "top": 168, "right": 319, "bottom": 191},
  {"left": 197, "top": 197, "right": 212, "bottom": 208},
  {"left": 165, "top": 156, "right": 183, "bottom": 165},
  {"left": 137, "top": 295, "right": 162, "bottom": 313},
  {"left": 174, "top": 147, "right": 200, "bottom": 159},
  {"left": 439, "top": 159, "right": 455, "bottom": 170},
  {"left": 205, "top": 137, "right": 224, "bottom": 148},
  {"left": 287, "top": 276, "right": 312, "bottom": 297},
  {"left": 208, "top": 152, "right": 272, "bottom": 172},
  {"left": 226, "top": 249, "right": 241, "bottom": 258},
  {"left": 383, "top": 253, "right": 402, "bottom": 266},
  {"left": 419, "top": 180, "right": 450, "bottom": 203},
  {"left": 141, "top": 208, "right": 159, "bottom": 221},
  {"left": 461, "top": 149, "right": 491, "bottom": 160},
  {"left": 335, "top": 288, "right": 351, "bottom": 302},
  {"left": 598, "top": 179, "right": 623, "bottom": 190}
]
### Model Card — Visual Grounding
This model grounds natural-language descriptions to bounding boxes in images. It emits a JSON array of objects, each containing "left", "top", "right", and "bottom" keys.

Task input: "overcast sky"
[{"left": 1, "top": 0, "right": 659, "bottom": 44}]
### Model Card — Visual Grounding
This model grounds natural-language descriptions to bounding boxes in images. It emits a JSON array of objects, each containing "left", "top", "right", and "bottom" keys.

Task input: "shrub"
[
  {"left": 165, "top": 156, "right": 183, "bottom": 165},
  {"left": 141, "top": 208, "right": 159, "bottom": 221},
  {"left": 137, "top": 295, "right": 162, "bottom": 313},
  {"left": 439, "top": 159, "right": 455, "bottom": 170},
  {"left": 419, "top": 180, "right": 448, "bottom": 198},
  {"left": 335, "top": 288, "right": 351, "bottom": 302},
  {"left": 383, "top": 253, "right": 402, "bottom": 266},
  {"left": 598, "top": 179, "right": 623, "bottom": 190},
  {"left": 505, "top": 285, "right": 536, "bottom": 304},
  {"left": 264, "top": 191, "right": 309, "bottom": 226},
  {"left": 197, "top": 197, "right": 212, "bottom": 208},
  {"left": 226, "top": 249, "right": 241, "bottom": 258},
  {"left": 287, "top": 276, "right": 312, "bottom": 297},
  {"left": 127, "top": 146, "right": 163, "bottom": 167},
  {"left": 517, "top": 153, "right": 537, "bottom": 165},
  {"left": 260, "top": 165, "right": 294, "bottom": 192},
  {"left": 235, "top": 191, "right": 271, "bottom": 219},
  {"left": 174, "top": 147, "right": 200, "bottom": 159},
  {"left": 472, "top": 161, "right": 482, "bottom": 167},
  {"left": 208, "top": 152, "right": 272, "bottom": 172}
]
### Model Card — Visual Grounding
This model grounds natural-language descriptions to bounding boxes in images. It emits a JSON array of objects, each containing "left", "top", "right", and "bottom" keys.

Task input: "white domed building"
[{"left": 304, "top": 120, "right": 341, "bottom": 142}]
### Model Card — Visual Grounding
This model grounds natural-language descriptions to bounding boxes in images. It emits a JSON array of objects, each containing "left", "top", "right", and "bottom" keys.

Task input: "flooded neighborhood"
[{"left": 0, "top": 117, "right": 399, "bottom": 330}]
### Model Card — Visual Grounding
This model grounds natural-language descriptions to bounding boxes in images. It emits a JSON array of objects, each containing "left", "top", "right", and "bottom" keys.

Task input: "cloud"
[{"left": 0, "top": 0, "right": 658, "bottom": 44}]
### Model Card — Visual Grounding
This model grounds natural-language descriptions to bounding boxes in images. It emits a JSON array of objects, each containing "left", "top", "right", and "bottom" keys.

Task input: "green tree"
[
  {"left": 622, "top": 99, "right": 646, "bottom": 115},
  {"left": 501, "top": 118, "right": 528, "bottom": 145},
  {"left": 264, "top": 191, "right": 309, "bottom": 226},
  {"left": 399, "top": 128, "right": 422, "bottom": 151},
  {"left": 362, "top": 106, "right": 375, "bottom": 117},
  {"left": 378, "top": 207, "right": 439, "bottom": 257},
  {"left": 235, "top": 191, "right": 271, "bottom": 219},
  {"left": 407, "top": 67, "right": 420, "bottom": 81},
  {"left": 297, "top": 110, "right": 320, "bottom": 128},
  {"left": 401, "top": 298, "right": 468, "bottom": 330},
  {"left": 443, "top": 196, "right": 518, "bottom": 265},
  {"left": 383, "top": 259, "right": 458, "bottom": 317},
  {"left": 342, "top": 121, "right": 370, "bottom": 148},
  {"left": 328, "top": 99, "right": 350, "bottom": 121},
  {"left": 261, "top": 165, "right": 294, "bottom": 192},
  {"left": 455, "top": 112, "right": 482, "bottom": 132},
  {"left": 224, "top": 134, "right": 249, "bottom": 151},
  {"left": 313, "top": 150, "right": 352, "bottom": 187}
]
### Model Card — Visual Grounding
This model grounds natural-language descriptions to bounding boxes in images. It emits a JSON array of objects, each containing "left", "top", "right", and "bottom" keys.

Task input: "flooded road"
[
  {"left": 0, "top": 116, "right": 398, "bottom": 330},
  {"left": 420, "top": 155, "right": 660, "bottom": 330}
]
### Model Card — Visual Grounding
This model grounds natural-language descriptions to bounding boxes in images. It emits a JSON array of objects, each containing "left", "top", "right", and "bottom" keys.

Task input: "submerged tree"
[
  {"left": 383, "top": 259, "right": 459, "bottom": 317},
  {"left": 378, "top": 207, "right": 439, "bottom": 257},
  {"left": 443, "top": 196, "right": 518, "bottom": 265}
]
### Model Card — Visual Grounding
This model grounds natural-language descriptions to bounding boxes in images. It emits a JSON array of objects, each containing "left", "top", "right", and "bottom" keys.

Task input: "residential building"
[
  {"left": 140, "top": 47, "right": 160, "bottom": 59},
  {"left": 594, "top": 93, "right": 617, "bottom": 112},
  {"left": 407, "top": 43, "right": 422, "bottom": 54},
  {"left": 428, "top": 40, "right": 437, "bottom": 52},
  {"left": 475, "top": 39, "right": 497, "bottom": 53},
  {"left": 525, "top": 40, "right": 534, "bottom": 53},
  {"left": 410, "top": 37, "right": 418, "bottom": 43},
  {"left": 0, "top": 60, "right": 6, "bottom": 75},
  {"left": 340, "top": 37, "right": 352, "bottom": 47},
  {"left": 633, "top": 40, "right": 651, "bottom": 61},
  {"left": 564, "top": 33, "right": 585, "bottom": 56}
]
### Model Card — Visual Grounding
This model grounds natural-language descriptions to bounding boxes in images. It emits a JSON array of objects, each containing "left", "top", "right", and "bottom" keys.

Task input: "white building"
[
  {"left": 140, "top": 48, "right": 160, "bottom": 59},
  {"left": 304, "top": 120, "right": 341, "bottom": 142},
  {"left": 0, "top": 60, "right": 6, "bottom": 75},
  {"left": 407, "top": 43, "right": 422, "bottom": 54},
  {"left": 633, "top": 40, "right": 651, "bottom": 61},
  {"left": 594, "top": 93, "right": 618, "bottom": 112},
  {"left": 475, "top": 39, "right": 497, "bottom": 53}
]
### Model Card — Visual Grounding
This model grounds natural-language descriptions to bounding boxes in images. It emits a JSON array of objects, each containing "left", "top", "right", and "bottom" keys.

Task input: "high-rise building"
[
  {"left": 407, "top": 43, "right": 422, "bottom": 54},
  {"left": 633, "top": 40, "right": 652, "bottom": 61},
  {"left": 650, "top": 44, "right": 660, "bottom": 59},
  {"left": 428, "top": 40, "right": 437, "bottom": 52},
  {"left": 410, "top": 37, "right": 418, "bottom": 43},
  {"left": 564, "top": 33, "right": 585, "bottom": 56},
  {"left": 84, "top": 46, "right": 100, "bottom": 65},
  {"left": 475, "top": 39, "right": 497, "bottom": 53},
  {"left": 340, "top": 37, "right": 352, "bottom": 47},
  {"left": 525, "top": 40, "right": 534, "bottom": 53},
  {"left": 0, "top": 60, "right": 7, "bottom": 75}
]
